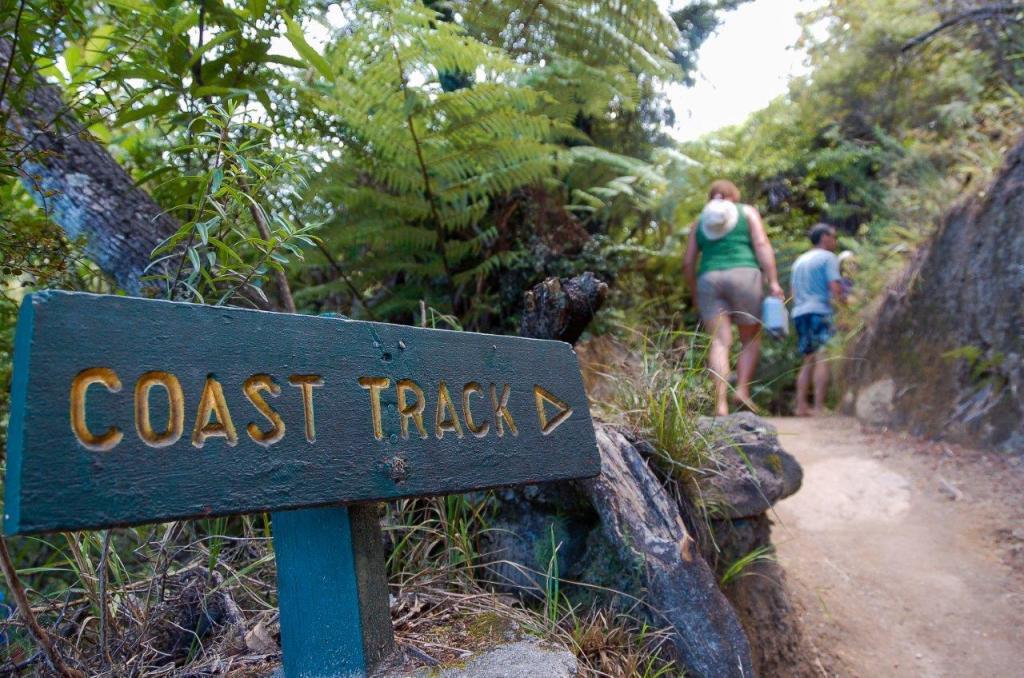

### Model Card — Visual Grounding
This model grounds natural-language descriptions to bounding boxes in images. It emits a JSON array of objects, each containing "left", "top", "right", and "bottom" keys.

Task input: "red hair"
[{"left": 707, "top": 179, "right": 740, "bottom": 202}]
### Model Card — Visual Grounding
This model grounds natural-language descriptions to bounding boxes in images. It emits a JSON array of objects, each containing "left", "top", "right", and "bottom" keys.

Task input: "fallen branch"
[
  {"left": 901, "top": 4, "right": 1024, "bottom": 52},
  {"left": 938, "top": 476, "right": 964, "bottom": 501},
  {"left": 0, "top": 536, "right": 86, "bottom": 678}
]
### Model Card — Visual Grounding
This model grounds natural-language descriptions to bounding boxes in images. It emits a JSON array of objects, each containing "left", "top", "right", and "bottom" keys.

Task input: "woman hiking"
[{"left": 683, "top": 179, "right": 784, "bottom": 416}]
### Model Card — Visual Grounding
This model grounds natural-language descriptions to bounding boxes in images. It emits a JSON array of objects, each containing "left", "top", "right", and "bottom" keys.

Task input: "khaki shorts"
[{"left": 696, "top": 268, "right": 763, "bottom": 326}]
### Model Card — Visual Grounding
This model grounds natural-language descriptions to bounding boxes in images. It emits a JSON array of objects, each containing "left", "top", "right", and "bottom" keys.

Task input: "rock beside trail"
[
  {"left": 693, "top": 412, "right": 803, "bottom": 519},
  {"left": 715, "top": 515, "right": 821, "bottom": 678},
  {"left": 854, "top": 377, "right": 896, "bottom": 426},
  {"left": 843, "top": 135, "right": 1024, "bottom": 452},
  {"left": 478, "top": 483, "right": 595, "bottom": 600},
  {"left": 583, "top": 425, "right": 753, "bottom": 677},
  {"left": 481, "top": 413, "right": 811, "bottom": 676},
  {"left": 628, "top": 412, "right": 803, "bottom": 522}
]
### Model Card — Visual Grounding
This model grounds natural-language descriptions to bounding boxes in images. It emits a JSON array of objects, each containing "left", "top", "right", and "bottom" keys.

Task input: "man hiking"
[{"left": 791, "top": 223, "right": 844, "bottom": 416}]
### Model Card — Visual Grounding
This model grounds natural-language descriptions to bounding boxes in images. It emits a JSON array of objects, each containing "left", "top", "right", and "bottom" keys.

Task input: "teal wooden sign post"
[{"left": 4, "top": 291, "right": 600, "bottom": 676}]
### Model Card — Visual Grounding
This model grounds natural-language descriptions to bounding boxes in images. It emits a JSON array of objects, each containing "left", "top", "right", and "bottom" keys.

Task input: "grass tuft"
[
  {"left": 719, "top": 545, "right": 777, "bottom": 587},
  {"left": 586, "top": 325, "right": 715, "bottom": 478}
]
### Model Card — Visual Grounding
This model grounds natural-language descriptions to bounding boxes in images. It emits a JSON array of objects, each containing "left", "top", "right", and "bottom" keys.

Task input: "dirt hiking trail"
[{"left": 766, "top": 416, "right": 1024, "bottom": 677}]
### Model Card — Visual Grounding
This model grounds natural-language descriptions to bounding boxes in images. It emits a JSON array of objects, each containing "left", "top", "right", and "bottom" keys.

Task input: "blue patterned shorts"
[{"left": 794, "top": 313, "right": 833, "bottom": 355}]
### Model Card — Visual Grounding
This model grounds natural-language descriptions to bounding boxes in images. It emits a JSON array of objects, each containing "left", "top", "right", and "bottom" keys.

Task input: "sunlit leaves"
[
  {"left": 283, "top": 14, "right": 332, "bottom": 80},
  {"left": 146, "top": 104, "right": 315, "bottom": 306},
  {"left": 306, "top": 0, "right": 566, "bottom": 316}
]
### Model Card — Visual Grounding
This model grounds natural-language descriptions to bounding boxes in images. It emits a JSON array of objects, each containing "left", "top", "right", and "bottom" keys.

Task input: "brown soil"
[{"left": 767, "top": 416, "right": 1024, "bottom": 677}]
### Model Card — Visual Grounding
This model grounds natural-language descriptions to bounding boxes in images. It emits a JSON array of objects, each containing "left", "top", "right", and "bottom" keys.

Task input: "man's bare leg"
[
  {"left": 707, "top": 314, "right": 733, "bottom": 417},
  {"left": 795, "top": 353, "right": 815, "bottom": 416},
  {"left": 812, "top": 353, "right": 831, "bottom": 415},
  {"left": 735, "top": 323, "right": 762, "bottom": 410}
]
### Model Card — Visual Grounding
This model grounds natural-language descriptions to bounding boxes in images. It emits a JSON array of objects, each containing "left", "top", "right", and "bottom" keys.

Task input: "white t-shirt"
[{"left": 790, "top": 249, "right": 840, "bottom": 318}]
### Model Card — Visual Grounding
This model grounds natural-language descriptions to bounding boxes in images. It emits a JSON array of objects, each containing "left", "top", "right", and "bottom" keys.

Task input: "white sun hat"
[{"left": 699, "top": 198, "right": 739, "bottom": 241}]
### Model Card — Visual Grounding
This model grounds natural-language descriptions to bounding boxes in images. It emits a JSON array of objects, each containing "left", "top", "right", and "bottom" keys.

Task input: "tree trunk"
[
  {"left": 2, "top": 38, "right": 178, "bottom": 295},
  {"left": 520, "top": 271, "right": 608, "bottom": 344}
]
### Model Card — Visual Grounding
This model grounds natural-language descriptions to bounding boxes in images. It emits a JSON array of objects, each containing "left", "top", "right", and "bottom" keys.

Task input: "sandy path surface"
[{"left": 767, "top": 416, "right": 1024, "bottom": 678}]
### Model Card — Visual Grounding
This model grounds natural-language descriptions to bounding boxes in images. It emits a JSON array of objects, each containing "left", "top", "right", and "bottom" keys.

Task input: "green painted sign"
[
  {"left": 4, "top": 291, "right": 599, "bottom": 536},
  {"left": 4, "top": 290, "right": 602, "bottom": 677}
]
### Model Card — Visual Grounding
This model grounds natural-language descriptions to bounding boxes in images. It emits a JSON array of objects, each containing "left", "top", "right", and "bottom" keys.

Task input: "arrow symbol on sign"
[{"left": 533, "top": 385, "right": 574, "bottom": 435}]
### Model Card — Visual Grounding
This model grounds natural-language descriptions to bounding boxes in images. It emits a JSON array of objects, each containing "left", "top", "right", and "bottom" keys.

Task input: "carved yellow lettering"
[
  {"left": 462, "top": 382, "right": 490, "bottom": 438},
  {"left": 192, "top": 376, "right": 238, "bottom": 448},
  {"left": 358, "top": 376, "right": 390, "bottom": 441},
  {"left": 244, "top": 374, "right": 286, "bottom": 447},
  {"left": 434, "top": 381, "right": 464, "bottom": 439},
  {"left": 134, "top": 371, "right": 184, "bottom": 448},
  {"left": 397, "top": 379, "right": 428, "bottom": 440},
  {"left": 290, "top": 375, "right": 324, "bottom": 443},
  {"left": 489, "top": 383, "right": 517, "bottom": 437},
  {"left": 70, "top": 367, "right": 123, "bottom": 451},
  {"left": 533, "top": 385, "right": 573, "bottom": 435}
]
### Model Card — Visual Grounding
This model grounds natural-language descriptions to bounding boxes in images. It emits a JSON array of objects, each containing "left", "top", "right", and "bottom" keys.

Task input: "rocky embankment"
[
  {"left": 844, "top": 136, "right": 1024, "bottom": 451},
  {"left": 482, "top": 413, "right": 815, "bottom": 677}
]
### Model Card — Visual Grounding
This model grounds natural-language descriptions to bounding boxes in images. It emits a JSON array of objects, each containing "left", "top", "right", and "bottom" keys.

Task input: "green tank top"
[{"left": 696, "top": 203, "right": 759, "bottom": 275}]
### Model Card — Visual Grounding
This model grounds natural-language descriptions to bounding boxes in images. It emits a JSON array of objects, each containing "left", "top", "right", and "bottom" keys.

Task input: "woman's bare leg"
[
  {"left": 707, "top": 313, "right": 732, "bottom": 416},
  {"left": 735, "top": 323, "right": 762, "bottom": 407}
]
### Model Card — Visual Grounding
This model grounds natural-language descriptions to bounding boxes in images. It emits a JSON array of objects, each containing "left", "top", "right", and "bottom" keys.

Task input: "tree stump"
[{"left": 519, "top": 272, "right": 608, "bottom": 344}]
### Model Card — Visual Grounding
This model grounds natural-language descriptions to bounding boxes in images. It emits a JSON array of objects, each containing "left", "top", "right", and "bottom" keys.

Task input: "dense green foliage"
[
  {"left": 0, "top": 0, "right": 741, "bottom": 427},
  {"left": 4, "top": 0, "right": 1021, "bottom": 402},
  {"left": 0, "top": 0, "right": 754, "bottom": 330},
  {"left": 0, "top": 1, "right": 734, "bottom": 672},
  {"left": 297, "top": 0, "right": 699, "bottom": 329},
  {"left": 1, "top": 0, "right": 1023, "bottom": 671},
  {"left": 617, "top": 0, "right": 1024, "bottom": 410}
]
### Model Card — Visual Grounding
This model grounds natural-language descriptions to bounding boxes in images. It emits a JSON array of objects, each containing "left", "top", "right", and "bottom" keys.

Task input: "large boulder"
[
  {"left": 844, "top": 137, "right": 1024, "bottom": 451},
  {"left": 694, "top": 412, "right": 803, "bottom": 519},
  {"left": 481, "top": 414, "right": 811, "bottom": 676},
  {"left": 482, "top": 423, "right": 755, "bottom": 676},
  {"left": 480, "top": 482, "right": 596, "bottom": 599}
]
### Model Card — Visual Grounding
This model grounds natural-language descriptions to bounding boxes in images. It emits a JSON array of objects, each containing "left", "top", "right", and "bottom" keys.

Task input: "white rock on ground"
[
  {"left": 417, "top": 639, "right": 577, "bottom": 678},
  {"left": 854, "top": 377, "right": 895, "bottom": 426}
]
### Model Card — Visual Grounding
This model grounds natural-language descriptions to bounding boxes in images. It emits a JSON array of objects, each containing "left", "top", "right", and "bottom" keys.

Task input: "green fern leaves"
[
  {"left": 306, "top": 1, "right": 565, "bottom": 315},
  {"left": 284, "top": 0, "right": 686, "bottom": 323}
]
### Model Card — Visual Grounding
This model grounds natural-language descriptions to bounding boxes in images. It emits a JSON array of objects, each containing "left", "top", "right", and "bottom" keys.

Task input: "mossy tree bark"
[{"left": 1, "top": 38, "right": 178, "bottom": 295}]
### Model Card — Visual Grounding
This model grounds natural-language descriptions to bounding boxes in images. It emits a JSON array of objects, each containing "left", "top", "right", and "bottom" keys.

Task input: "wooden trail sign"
[{"left": 4, "top": 291, "right": 600, "bottom": 676}]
